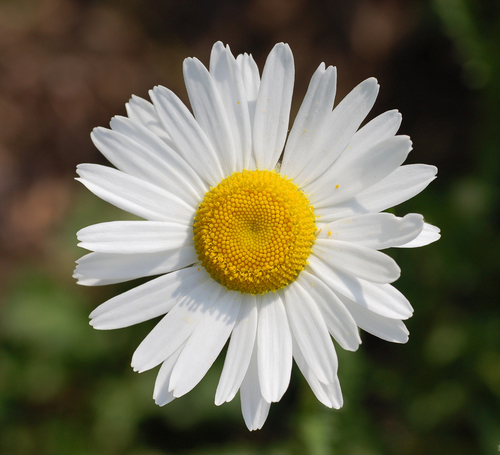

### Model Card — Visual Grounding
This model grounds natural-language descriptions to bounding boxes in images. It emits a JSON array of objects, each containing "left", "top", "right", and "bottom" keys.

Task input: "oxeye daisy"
[{"left": 75, "top": 42, "right": 440, "bottom": 430}]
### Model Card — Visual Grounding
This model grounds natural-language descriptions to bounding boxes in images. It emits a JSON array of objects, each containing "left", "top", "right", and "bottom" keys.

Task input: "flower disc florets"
[{"left": 193, "top": 169, "right": 316, "bottom": 294}]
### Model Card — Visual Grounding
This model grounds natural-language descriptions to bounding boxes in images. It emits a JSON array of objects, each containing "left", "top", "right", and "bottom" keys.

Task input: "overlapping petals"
[{"left": 76, "top": 41, "right": 439, "bottom": 430}]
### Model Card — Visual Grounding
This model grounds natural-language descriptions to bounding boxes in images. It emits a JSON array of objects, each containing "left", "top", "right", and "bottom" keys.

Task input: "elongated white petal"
[
  {"left": 313, "top": 239, "right": 401, "bottom": 283},
  {"left": 75, "top": 247, "right": 197, "bottom": 283},
  {"left": 291, "top": 335, "right": 330, "bottom": 407},
  {"left": 292, "top": 336, "right": 343, "bottom": 408},
  {"left": 109, "top": 115, "right": 208, "bottom": 200},
  {"left": 210, "top": 42, "right": 252, "bottom": 171},
  {"left": 131, "top": 274, "right": 222, "bottom": 373},
  {"left": 307, "top": 255, "right": 413, "bottom": 319},
  {"left": 92, "top": 127, "right": 173, "bottom": 195},
  {"left": 317, "top": 213, "right": 424, "bottom": 250},
  {"left": 316, "top": 164, "right": 437, "bottom": 222},
  {"left": 125, "top": 94, "right": 176, "bottom": 149},
  {"left": 307, "top": 109, "right": 402, "bottom": 205},
  {"left": 240, "top": 347, "right": 271, "bottom": 431},
  {"left": 281, "top": 63, "right": 337, "bottom": 180},
  {"left": 73, "top": 274, "right": 118, "bottom": 287},
  {"left": 153, "top": 342, "right": 185, "bottom": 406},
  {"left": 76, "top": 164, "right": 194, "bottom": 224},
  {"left": 283, "top": 281, "right": 338, "bottom": 384},
  {"left": 348, "top": 109, "right": 402, "bottom": 150},
  {"left": 294, "top": 78, "right": 379, "bottom": 186},
  {"left": 95, "top": 117, "right": 207, "bottom": 208},
  {"left": 215, "top": 294, "right": 258, "bottom": 405},
  {"left": 297, "top": 272, "right": 361, "bottom": 351},
  {"left": 77, "top": 221, "right": 192, "bottom": 254},
  {"left": 253, "top": 43, "right": 294, "bottom": 170},
  {"left": 309, "top": 135, "right": 412, "bottom": 208},
  {"left": 169, "top": 290, "right": 242, "bottom": 397},
  {"left": 257, "top": 292, "right": 292, "bottom": 403},
  {"left": 236, "top": 52, "right": 260, "bottom": 134},
  {"left": 320, "top": 378, "right": 343, "bottom": 409},
  {"left": 396, "top": 222, "right": 441, "bottom": 248},
  {"left": 89, "top": 266, "right": 202, "bottom": 329},
  {"left": 184, "top": 57, "right": 237, "bottom": 176},
  {"left": 150, "top": 85, "right": 224, "bottom": 186},
  {"left": 236, "top": 53, "right": 260, "bottom": 99},
  {"left": 340, "top": 295, "right": 409, "bottom": 343}
]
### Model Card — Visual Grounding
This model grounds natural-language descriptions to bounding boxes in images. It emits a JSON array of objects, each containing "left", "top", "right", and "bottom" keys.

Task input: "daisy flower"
[{"left": 75, "top": 42, "right": 440, "bottom": 430}]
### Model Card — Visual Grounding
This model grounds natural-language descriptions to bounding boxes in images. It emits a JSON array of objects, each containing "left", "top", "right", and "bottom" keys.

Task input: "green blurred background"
[{"left": 0, "top": 0, "right": 499, "bottom": 454}]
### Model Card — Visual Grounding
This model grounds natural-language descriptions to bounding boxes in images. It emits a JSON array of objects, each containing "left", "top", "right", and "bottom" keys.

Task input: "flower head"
[{"left": 75, "top": 42, "right": 440, "bottom": 430}]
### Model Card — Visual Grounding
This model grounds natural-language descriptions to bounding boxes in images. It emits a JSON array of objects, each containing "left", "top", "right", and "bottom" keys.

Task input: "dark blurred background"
[{"left": 0, "top": 0, "right": 499, "bottom": 454}]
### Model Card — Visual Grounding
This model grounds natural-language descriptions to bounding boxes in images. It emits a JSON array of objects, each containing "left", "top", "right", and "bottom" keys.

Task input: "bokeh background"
[{"left": 1, "top": 0, "right": 499, "bottom": 454}]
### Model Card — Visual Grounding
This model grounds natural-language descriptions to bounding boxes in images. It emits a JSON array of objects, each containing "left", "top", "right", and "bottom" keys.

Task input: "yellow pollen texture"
[{"left": 193, "top": 170, "right": 316, "bottom": 294}]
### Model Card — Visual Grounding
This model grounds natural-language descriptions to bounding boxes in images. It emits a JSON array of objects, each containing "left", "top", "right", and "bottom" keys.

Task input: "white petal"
[
  {"left": 91, "top": 127, "right": 171, "bottom": 195},
  {"left": 240, "top": 346, "right": 271, "bottom": 431},
  {"left": 316, "top": 164, "right": 437, "bottom": 222},
  {"left": 92, "top": 122, "right": 204, "bottom": 209},
  {"left": 340, "top": 295, "right": 409, "bottom": 343},
  {"left": 312, "top": 239, "right": 401, "bottom": 283},
  {"left": 210, "top": 42, "right": 252, "bottom": 171},
  {"left": 183, "top": 57, "right": 237, "bottom": 176},
  {"left": 307, "top": 255, "right": 413, "bottom": 319},
  {"left": 319, "top": 377, "right": 343, "bottom": 409},
  {"left": 291, "top": 335, "right": 331, "bottom": 407},
  {"left": 297, "top": 271, "right": 361, "bottom": 351},
  {"left": 75, "top": 247, "right": 197, "bottom": 283},
  {"left": 131, "top": 273, "right": 222, "bottom": 373},
  {"left": 150, "top": 85, "right": 225, "bottom": 186},
  {"left": 236, "top": 52, "right": 260, "bottom": 134},
  {"left": 283, "top": 280, "right": 338, "bottom": 384},
  {"left": 125, "top": 94, "right": 176, "bottom": 149},
  {"left": 348, "top": 108, "right": 401, "bottom": 148},
  {"left": 236, "top": 53, "right": 260, "bottom": 100},
  {"left": 169, "top": 290, "right": 242, "bottom": 397},
  {"left": 77, "top": 221, "right": 192, "bottom": 254},
  {"left": 153, "top": 342, "right": 185, "bottom": 406},
  {"left": 109, "top": 115, "right": 208, "bottom": 201},
  {"left": 280, "top": 63, "right": 337, "bottom": 180},
  {"left": 292, "top": 336, "right": 343, "bottom": 408},
  {"left": 253, "top": 43, "right": 294, "bottom": 170},
  {"left": 317, "top": 213, "right": 424, "bottom": 250},
  {"left": 396, "top": 222, "right": 440, "bottom": 248},
  {"left": 257, "top": 292, "right": 292, "bottom": 403},
  {"left": 308, "top": 135, "right": 412, "bottom": 208},
  {"left": 76, "top": 164, "right": 193, "bottom": 224},
  {"left": 294, "top": 78, "right": 379, "bottom": 186},
  {"left": 89, "top": 266, "right": 202, "bottom": 330},
  {"left": 215, "top": 294, "right": 258, "bottom": 405},
  {"left": 73, "top": 274, "right": 117, "bottom": 286}
]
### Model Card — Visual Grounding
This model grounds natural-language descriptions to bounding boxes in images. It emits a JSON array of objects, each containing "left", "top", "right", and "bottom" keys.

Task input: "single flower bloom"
[{"left": 75, "top": 42, "right": 440, "bottom": 430}]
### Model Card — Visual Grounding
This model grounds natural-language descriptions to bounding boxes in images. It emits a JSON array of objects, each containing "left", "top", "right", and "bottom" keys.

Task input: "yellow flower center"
[{"left": 193, "top": 169, "right": 316, "bottom": 294}]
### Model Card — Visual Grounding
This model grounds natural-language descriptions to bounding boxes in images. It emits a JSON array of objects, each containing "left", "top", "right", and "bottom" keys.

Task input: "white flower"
[{"left": 75, "top": 42, "right": 440, "bottom": 431}]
